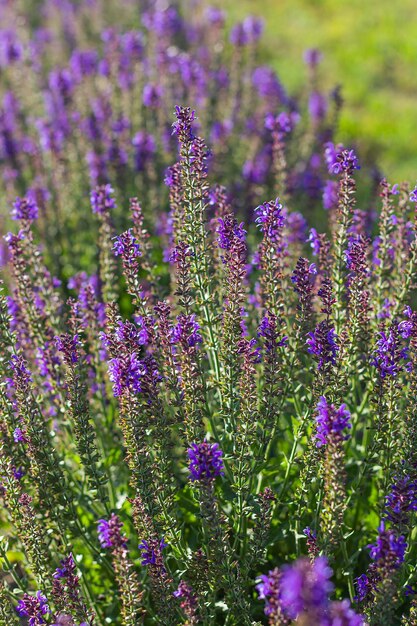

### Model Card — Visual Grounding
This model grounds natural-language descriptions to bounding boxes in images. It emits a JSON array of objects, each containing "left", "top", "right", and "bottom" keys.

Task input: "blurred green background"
[{"left": 224, "top": 0, "right": 417, "bottom": 183}]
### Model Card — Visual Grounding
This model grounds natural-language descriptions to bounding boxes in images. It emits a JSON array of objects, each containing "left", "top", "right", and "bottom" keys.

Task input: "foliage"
[{"left": 0, "top": 2, "right": 417, "bottom": 626}]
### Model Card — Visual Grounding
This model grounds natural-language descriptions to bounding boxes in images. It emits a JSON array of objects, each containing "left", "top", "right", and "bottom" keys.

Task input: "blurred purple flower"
[
  {"left": 304, "top": 48, "right": 322, "bottom": 68},
  {"left": 280, "top": 556, "right": 333, "bottom": 618},
  {"left": 12, "top": 196, "right": 39, "bottom": 221},
  {"left": 132, "top": 131, "right": 156, "bottom": 172},
  {"left": 323, "top": 179, "right": 338, "bottom": 210},
  {"left": 308, "top": 91, "right": 327, "bottom": 122},
  {"left": 90, "top": 184, "right": 116, "bottom": 214},
  {"left": 142, "top": 84, "right": 163, "bottom": 108}
]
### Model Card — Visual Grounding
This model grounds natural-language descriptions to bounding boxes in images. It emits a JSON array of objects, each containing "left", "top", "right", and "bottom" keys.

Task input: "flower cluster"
[
  {"left": 368, "top": 521, "right": 406, "bottom": 567},
  {"left": 173, "top": 581, "right": 198, "bottom": 623},
  {"left": 171, "top": 314, "right": 203, "bottom": 349},
  {"left": 0, "top": 2, "right": 416, "bottom": 624},
  {"left": 172, "top": 106, "right": 196, "bottom": 143},
  {"left": 257, "top": 557, "right": 364, "bottom": 624},
  {"left": 255, "top": 198, "right": 285, "bottom": 242},
  {"left": 258, "top": 312, "right": 288, "bottom": 350},
  {"left": 97, "top": 514, "right": 127, "bottom": 550},
  {"left": 138, "top": 537, "right": 167, "bottom": 566},
  {"left": 385, "top": 474, "right": 417, "bottom": 525},
  {"left": 16, "top": 592, "right": 50, "bottom": 625},
  {"left": 315, "top": 396, "right": 352, "bottom": 447},
  {"left": 307, "top": 321, "right": 339, "bottom": 370},
  {"left": 90, "top": 184, "right": 116, "bottom": 215},
  {"left": 55, "top": 333, "right": 80, "bottom": 365},
  {"left": 371, "top": 323, "right": 411, "bottom": 378},
  {"left": 187, "top": 441, "right": 224, "bottom": 482},
  {"left": 12, "top": 196, "right": 39, "bottom": 221},
  {"left": 112, "top": 229, "right": 141, "bottom": 265},
  {"left": 325, "top": 144, "right": 360, "bottom": 175},
  {"left": 217, "top": 216, "right": 246, "bottom": 252},
  {"left": 107, "top": 353, "right": 146, "bottom": 397}
]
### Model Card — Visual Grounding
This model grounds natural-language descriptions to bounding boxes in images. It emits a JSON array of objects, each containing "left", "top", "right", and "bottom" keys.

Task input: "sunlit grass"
[{"left": 223, "top": 0, "right": 417, "bottom": 182}]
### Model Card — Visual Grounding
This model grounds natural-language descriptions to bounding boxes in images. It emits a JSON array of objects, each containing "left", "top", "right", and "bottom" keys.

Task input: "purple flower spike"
[
  {"left": 368, "top": 521, "right": 406, "bottom": 567},
  {"left": 307, "top": 322, "right": 338, "bottom": 370},
  {"left": 16, "top": 591, "right": 50, "bottom": 625},
  {"left": 13, "top": 427, "right": 26, "bottom": 443},
  {"left": 279, "top": 556, "right": 333, "bottom": 618},
  {"left": 132, "top": 131, "right": 156, "bottom": 172},
  {"left": 53, "top": 553, "right": 76, "bottom": 580},
  {"left": 229, "top": 22, "right": 248, "bottom": 47},
  {"left": 187, "top": 441, "right": 224, "bottom": 482},
  {"left": 323, "top": 179, "right": 339, "bottom": 210},
  {"left": 242, "top": 16, "right": 264, "bottom": 44},
  {"left": 324, "top": 141, "right": 343, "bottom": 173},
  {"left": 291, "top": 259, "right": 317, "bottom": 288},
  {"left": 12, "top": 466, "right": 25, "bottom": 480},
  {"left": 138, "top": 537, "right": 167, "bottom": 566},
  {"left": 329, "top": 148, "right": 360, "bottom": 175},
  {"left": 142, "top": 83, "right": 163, "bottom": 108},
  {"left": 307, "top": 227, "right": 321, "bottom": 256},
  {"left": 258, "top": 557, "right": 333, "bottom": 621},
  {"left": 385, "top": 474, "right": 417, "bottom": 525},
  {"left": 257, "top": 557, "right": 363, "bottom": 623},
  {"left": 344, "top": 235, "right": 369, "bottom": 276},
  {"left": 97, "top": 518, "right": 113, "bottom": 549},
  {"left": 173, "top": 580, "right": 198, "bottom": 622},
  {"left": 354, "top": 573, "right": 372, "bottom": 603},
  {"left": 371, "top": 323, "right": 410, "bottom": 378},
  {"left": 112, "top": 229, "right": 141, "bottom": 264},
  {"left": 256, "top": 568, "right": 281, "bottom": 618},
  {"left": 108, "top": 353, "right": 146, "bottom": 397},
  {"left": 12, "top": 196, "right": 39, "bottom": 221},
  {"left": 308, "top": 91, "right": 327, "bottom": 122},
  {"left": 409, "top": 184, "right": 417, "bottom": 203},
  {"left": 217, "top": 216, "right": 246, "bottom": 251},
  {"left": 258, "top": 312, "right": 287, "bottom": 349},
  {"left": 90, "top": 184, "right": 116, "bottom": 214},
  {"left": 255, "top": 198, "right": 285, "bottom": 242},
  {"left": 265, "top": 111, "right": 299, "bottom": 138},
  {"left": 303, "top": 527, "right": 318, "bottom": 557},
  {"left": 205, "top": 6, "right": 225, "bottom": 26},
  {"left": 9, "top": 354, "right": 32, "bottom": 384},
  {"left": 97, "top": 513, "right": 127, "bottom": 550},
  {"left": 329, "top": 599, "right": 365, "bottom": 625},
  {"left": 55, "top": 333, "right": 79, "bottom": 365},
  {"left": 314, "top": 396, "right": 351, "bottom": 447},
  {"left": 172, "top": 106, "right": 196, "bottom": 142},
  {"left": 171, "top": 314, "right": 202, "bottom": 349},
  {"left": 304, "top": 48, "right": 322, "bottom": 68}
]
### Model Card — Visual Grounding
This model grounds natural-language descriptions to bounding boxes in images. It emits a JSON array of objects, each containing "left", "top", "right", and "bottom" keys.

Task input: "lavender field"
[{"left": 0, "top": 1, "right": 416, "bottom": 625}]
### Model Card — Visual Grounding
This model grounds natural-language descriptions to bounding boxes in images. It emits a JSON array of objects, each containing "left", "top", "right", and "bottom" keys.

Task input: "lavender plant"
[
  {"left": 0, "top": 2, "right": 417, "bottom": 626},
  {"left": 0, "top": 0, "right": 365, "bottom": 279}
]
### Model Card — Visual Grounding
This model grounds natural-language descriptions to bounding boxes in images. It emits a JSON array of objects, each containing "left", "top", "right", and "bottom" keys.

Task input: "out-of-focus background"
[{"left": 224, "top": 0, "right": 417, "bottom": 182}]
